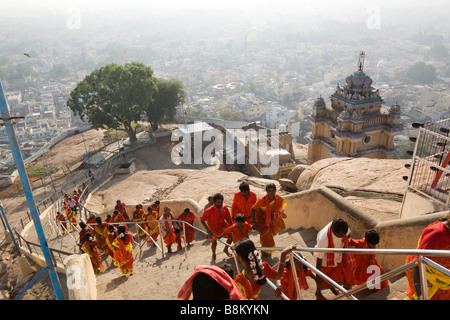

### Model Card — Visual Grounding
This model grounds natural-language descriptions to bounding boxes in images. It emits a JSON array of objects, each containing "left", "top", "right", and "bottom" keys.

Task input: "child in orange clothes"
[
  {"left": 348, "top": 229, "right": 389, "bottom": 291},
  {"left": 222, "top": 213, "right": 252, "bottom": 257},
  {"left": 276, "top": 253, "right": 315, "bottom": 300}
]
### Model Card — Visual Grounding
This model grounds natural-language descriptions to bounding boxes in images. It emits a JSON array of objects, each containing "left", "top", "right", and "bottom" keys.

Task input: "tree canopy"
[
  {"left": 405, "top": 62, "right": 437, "bottom": 84},
  {"left": 67, "top": 62, "right": 184, "bottom": 142}
]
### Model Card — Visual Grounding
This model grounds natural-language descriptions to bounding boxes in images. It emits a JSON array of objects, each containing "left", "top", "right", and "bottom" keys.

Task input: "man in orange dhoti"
[
  {"left": 250, "top": 183, "right": 287, "bottom": 255},
  {"left": 160, "top": 206, "right": 181, "bottom": 253},
  {"left": 348, "top": 230, "right": 389, "bottom": 291},
  {"left": 201, "top": 193, "right": 232, "bottom": 261},
  {"left": 112, "top": 226, "right": 135, "bottom": 276},
  {"left": 177, "top": 208, "right": 197, "bottom": 246},
  {"left": 231, "top": 182, "right": 257, "bottom": 224},
  {"left": 314, "top": 218, "right": 356, "bottom": 300}
]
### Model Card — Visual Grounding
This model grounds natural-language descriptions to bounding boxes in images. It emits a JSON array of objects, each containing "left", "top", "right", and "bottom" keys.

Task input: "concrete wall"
[
  {"left": 400, "top": 189, "right": 447, "bottom": 219},
  {"left": 281, "top": 186, "right": 448, "bottom": 271}
]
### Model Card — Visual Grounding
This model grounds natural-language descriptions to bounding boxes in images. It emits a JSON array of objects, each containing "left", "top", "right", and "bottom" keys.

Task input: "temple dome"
[{"left": 345, "top": 71, "right": 373, "bottom": 90}]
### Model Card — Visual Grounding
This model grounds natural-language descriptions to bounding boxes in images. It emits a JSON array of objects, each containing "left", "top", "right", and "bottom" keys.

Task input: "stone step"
[{"left": 94, "top": 227, "right": 407, "bottom": 300}]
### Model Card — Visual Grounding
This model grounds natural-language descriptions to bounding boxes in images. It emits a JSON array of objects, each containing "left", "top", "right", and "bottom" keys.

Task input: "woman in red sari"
[
  {"left": 177, "top": 208, "right": 197, "bottom": 246},
  {"left": 112, "top": 225, "right": 135, "bottom": 276},
  {"left": 81, "top": 232, "right": 104, "bottom": 274},
  {"left": 250, "top": 183, "right": 287, "bottom": 254},
  {"left": 405, "top": 212, "right": 450, "bottom": 300}
]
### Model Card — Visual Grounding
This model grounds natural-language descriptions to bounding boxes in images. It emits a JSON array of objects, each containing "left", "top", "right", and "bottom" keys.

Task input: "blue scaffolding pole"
[{"left": 0, "top": 81, "right": 64, "bottom": 300}]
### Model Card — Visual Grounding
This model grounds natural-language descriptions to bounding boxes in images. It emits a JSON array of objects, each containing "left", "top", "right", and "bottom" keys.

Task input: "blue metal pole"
[
  {"left": 0, "top": 204, "right": 21, "bottom": 254},
  {"left": 0, "top": 81, "right": 64, "bottom": 300}
]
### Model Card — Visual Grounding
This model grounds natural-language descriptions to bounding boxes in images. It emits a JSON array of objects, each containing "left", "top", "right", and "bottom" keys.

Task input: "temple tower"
[{"left": 307, "top": 52, "right": 403, "bottom": 165}]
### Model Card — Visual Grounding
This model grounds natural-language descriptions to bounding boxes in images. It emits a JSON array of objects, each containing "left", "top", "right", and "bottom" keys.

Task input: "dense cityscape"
[{"left": 0, "top": 0, "right": 449, "bottom": 169}]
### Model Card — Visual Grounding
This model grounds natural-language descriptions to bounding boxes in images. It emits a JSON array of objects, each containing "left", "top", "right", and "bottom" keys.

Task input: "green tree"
[
  {"left": 405, "top": 62, "right": 437, "bottom": 84},
  {"left": 145, "top": 78, "right": 185, "bottom": 131},
  {"left": 50, "top": 64, "right": 70, "bottom": 79},
  {"left": 67, "top": 62, "right": 157, "bottom": 143}
]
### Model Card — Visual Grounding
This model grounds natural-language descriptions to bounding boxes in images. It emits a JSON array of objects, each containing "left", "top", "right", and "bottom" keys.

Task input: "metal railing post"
[
  {"left": 289, "top": 253, "right": 302, "bottom": 300},
  {"left": 0, "top": 82, "right": 64, "bottom": 300},
  {"left": 418, "top": 256, "right": 429, "bottom": 300}
]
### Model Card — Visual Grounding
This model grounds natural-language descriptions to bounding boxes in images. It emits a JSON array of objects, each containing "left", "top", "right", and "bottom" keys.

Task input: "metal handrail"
[{"left": 260, "top": 246, "right": 450, "bottom": 300}]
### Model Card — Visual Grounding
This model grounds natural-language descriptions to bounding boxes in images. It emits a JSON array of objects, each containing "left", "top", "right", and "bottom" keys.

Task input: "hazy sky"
[
  {"left": 2, "top": 0, "right": 449, "bottom": 19},
  {"left": 0, "top": 0, "right": 448, "bottom": 40}
]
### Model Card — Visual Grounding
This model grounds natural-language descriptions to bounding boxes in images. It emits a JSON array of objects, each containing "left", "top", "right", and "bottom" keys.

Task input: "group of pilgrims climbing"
[{"left": 53, "top": 180, "right": 450, "bottom": 300}]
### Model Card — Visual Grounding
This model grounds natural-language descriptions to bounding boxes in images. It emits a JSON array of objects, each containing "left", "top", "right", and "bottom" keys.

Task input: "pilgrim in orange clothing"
[
  {"left": 93, "top": 216, "right": 110, "bottom": 255},
  {"left": 314, "top": 219, "right": 356, "bottom": 300},
  {"left": 81, "top": 232, "right": 104, "bottom": 274},
  {"left": 251, "top": 183, "right": 287, "bottom": 254},
  {"left": 86, "top": 213, "right": 97, "bottom": 232},
  {"left": 200, "top": 193, "right": 233, "bottom": 261},
  {"left": 67, "top": 207, "right": 78, "bottom": 231},
  {"left": 348, "top": 230, "right": 389, "bottom": 291},
  {"left": 177, "top": 208, "right": 197, "bottom": 245},
  {"left": 132, "top": 205, "right": 147, "bottom": 237},
  {"left": 233, "top": 239, "right": 296, "bottom": 300},
  {"left": 276, "top": 255, "right": 315, "bottom": 300},
  {"left": 78, "top": 222, "right": 90, "bottom": 252},
  {"left": 145, "top": 206, "right": 160, "bottom": 243},
  {"left": 151, "top": 200, "right": 161, "bottom": 214},
  {"left": 222, "top": 213, "right": 252, "bottom": 257},
  {"left": 115, "top": 200, "right": 130, "bottom": 221},
  {"left": 160, "top": 206, "right": 181, "bottom": 253},
  {"left": 405, "top": 213, "right": 450, "bottom": 300},
  {"left": 111, "top": 210, "right": 128, "bottom": 230},
  {"left": 55, "top": 211, "right": 68, "bottom": 234},
  {"left": 105, "top": 225, "right": 118, "bottom": 258},
  {"left": 63, "top": 200, "right": 70, "bottom": 215},
  {"left": 178, "top": 265, "right": 244, "bottom": 300},
  {"left": 231, "top": 182, "right": 257, "bottom": 224},
  {"left": 112, "top": 226, "right": 135, "bottom": 276}
]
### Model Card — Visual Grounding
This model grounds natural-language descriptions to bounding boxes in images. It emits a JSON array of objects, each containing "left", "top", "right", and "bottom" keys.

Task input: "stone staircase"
[{"left": 94, "top": 226, "right": 408, "bottom": 300}]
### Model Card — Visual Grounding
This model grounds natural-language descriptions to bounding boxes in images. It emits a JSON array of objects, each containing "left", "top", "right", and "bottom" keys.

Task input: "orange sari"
[
  {"left": 252, "top": 194, "right": 287, "bottom": 252},
  {"left": 146, "top": 211, "right": 160, "bottom": 243},
  {"left": 405, "top": 221, "right": 450, "bottom": 300},
  {"left": 81, "top": 240, "right": 104, "bottom": 274},
  {"left": 113, "top": 233, "right": 135, "bottom": 275},
  {"left": 133, "top": 209, "right": 147, "bottom": 238}
]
